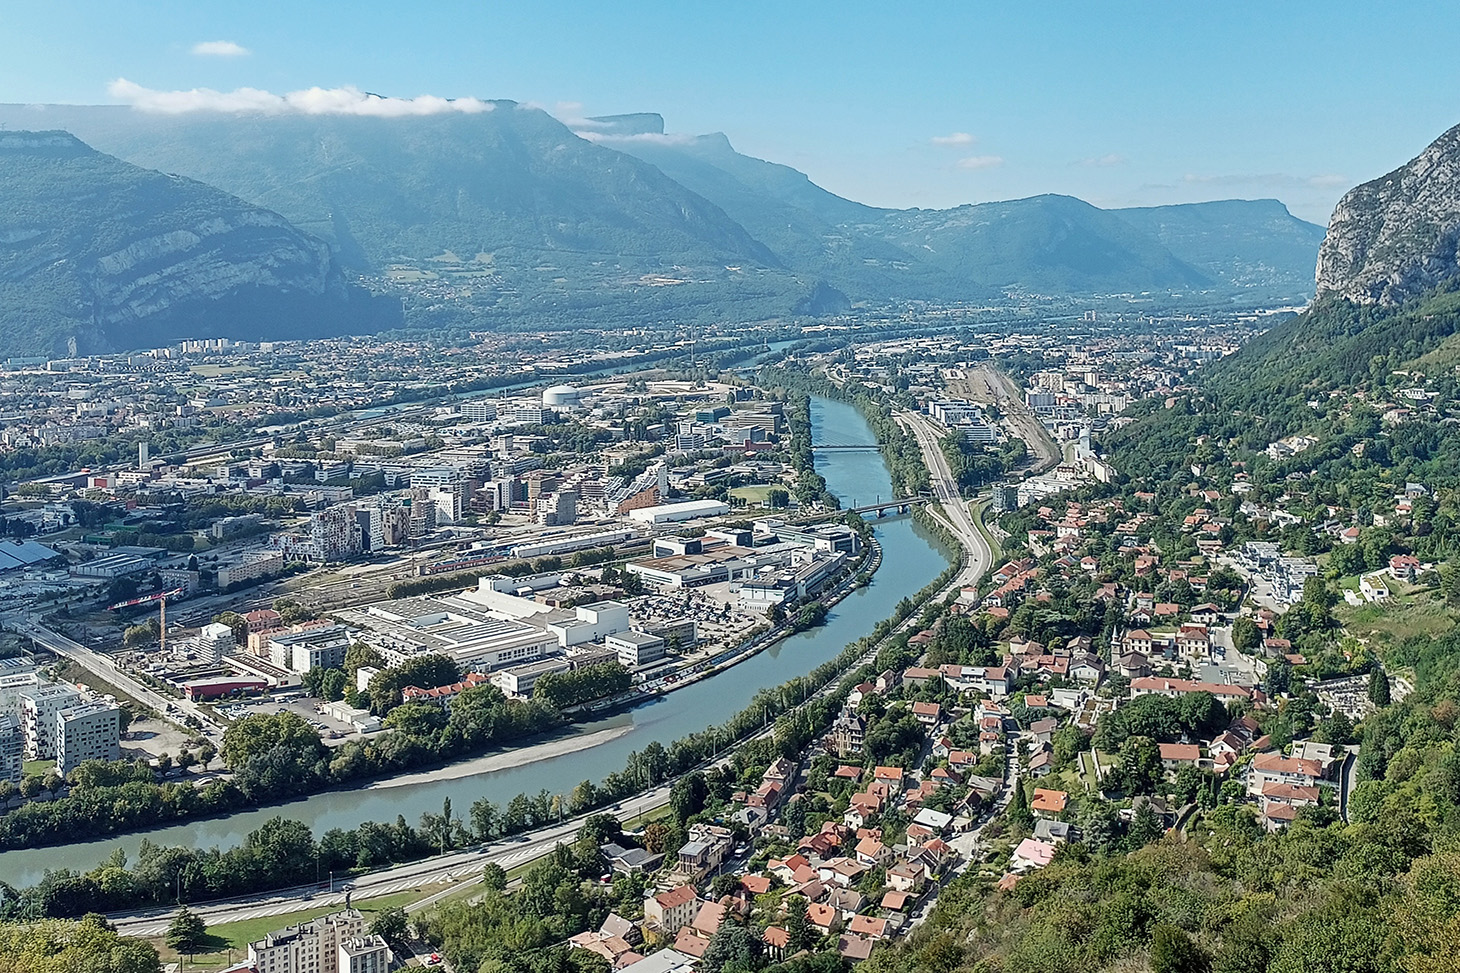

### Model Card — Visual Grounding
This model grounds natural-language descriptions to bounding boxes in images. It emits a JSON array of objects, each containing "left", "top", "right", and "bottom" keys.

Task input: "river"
[{"left": 2, "top": 395, "right": 953, "bottom": 886}]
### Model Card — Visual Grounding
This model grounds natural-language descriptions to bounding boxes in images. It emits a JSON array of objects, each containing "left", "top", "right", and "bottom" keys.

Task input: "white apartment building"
[
  {"left": 269, "top": 625, "right": 352, "bottom": 674},
  {"left": 338, "top": 936, "right": 391, "bottom": 973},
  {"left": 248, "top": 910, "right": 369, "bottom": 973},
  {"left": 20, "top": 683, "right": 81, "bottom": 759},
  {"left": 56, "top": 700, "right": 122, "bottom": 774},
  {"left": 0, "top": 671, "right": 40, "bottom": 719},
  {"left": 218, "top": 550, "right": 285, "bottom": 589}
]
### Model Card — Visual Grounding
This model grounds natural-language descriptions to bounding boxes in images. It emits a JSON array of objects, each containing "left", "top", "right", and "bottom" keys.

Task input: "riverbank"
[
  {"left": 366, "top": 724, "right": 637, "bottom": 790},
  {"left": 5, "top": 395, "right": 953, "bottom": 887}
]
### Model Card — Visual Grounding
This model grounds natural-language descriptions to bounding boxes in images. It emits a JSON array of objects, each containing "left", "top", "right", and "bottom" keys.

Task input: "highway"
[
  {"left": 110, "top": 785, "right": 674, "bottom": 937},
  {"left": 7, "top": 614, "right": 225, "bottom": 740},
  {"left": 900, "top": 411, "right": 997, "bottom": 590}
]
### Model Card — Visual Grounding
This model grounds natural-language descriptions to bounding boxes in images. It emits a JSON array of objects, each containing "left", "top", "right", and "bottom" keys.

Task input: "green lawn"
[
  {"left": 22, "top": 759, "right": 53, "bottom": 776},
  {"left": 729, "top": 485, "right": 784, "bottom": 506},
  {"left": 155, "top": 891, "right": 425, "bottom": 967}
]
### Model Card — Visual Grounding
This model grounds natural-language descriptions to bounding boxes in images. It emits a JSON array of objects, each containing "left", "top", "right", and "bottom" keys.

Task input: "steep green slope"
[
  {"left": 1113, "top": 198, "right": 1325, "bottom": 298},
  {"left": 0, "top": 131, "right": 398, "bottom": 356},
  {"left": 871, "top": 194, "right": 1213, "bottom": 295}
]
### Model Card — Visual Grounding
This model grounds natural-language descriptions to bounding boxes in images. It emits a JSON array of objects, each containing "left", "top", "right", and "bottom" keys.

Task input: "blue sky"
[{"left": 3, "top": 1, "right": 1458, "bottom": 223}]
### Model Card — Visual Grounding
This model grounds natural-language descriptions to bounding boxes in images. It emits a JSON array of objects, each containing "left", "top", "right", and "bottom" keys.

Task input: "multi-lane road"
[
  {"left": 9, "top": 614, "right": 225, "bottom": 739},
  {"left": 110, "top": 785, "right": 674, "bottom": 937},
  {"left": 900, "top": 411, "right": 997, "bottom": 589}
]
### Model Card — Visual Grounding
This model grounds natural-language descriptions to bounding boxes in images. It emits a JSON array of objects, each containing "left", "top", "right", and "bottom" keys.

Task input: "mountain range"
[
  {"left": 0, "top": 101, "right": 1330, "bottom": 354},
  {"left": 0, "top": 130, "right": 399, "bottom": 357}
]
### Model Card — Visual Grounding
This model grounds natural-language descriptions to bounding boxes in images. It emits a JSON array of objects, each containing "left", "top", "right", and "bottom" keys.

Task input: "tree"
[
  {"left": 165, "top": 907, "right": 207, "bottom": 956},
  {"left": 368, "top": 906, "right": 410, "bottom": 949},
  {"left": 700, "top": 922, "right": 762, "bottom": 973},
  {"left": 1231, "top": 616, "right": 1260, "bottom": 656},
  {"left": 1369, "top": 667, "right": 1392, "bottom": 707},
  {"left": 1151, "top": 923, "right": 1209, "bottom": 973},
  {"left": 784, "top": 894, "right": 815, "bottom": 951},
  {"left": 669, "top": 771, "right": 710, "bottom": 825},
  {"left": 0, "top": 916, "right": 162, "bottom": 973},
  {"left": 1265, "top": 657, "right": 1293, "bottom": 697},
  {"left": 1007, "top": 781, "right": 1034, "bottom": 829},
  {"left": 481, "top": 862, "right": 508, "bottom": 891},
  {"left": 344, "top": 642, "right": 385, "bottom": 675}
]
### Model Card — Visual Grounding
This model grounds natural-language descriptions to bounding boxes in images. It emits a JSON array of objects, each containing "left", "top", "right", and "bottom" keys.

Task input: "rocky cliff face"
[
  {"left": 1315, "top": 122, "right": 1460, "bottom": 305},
  {"left": 0, "top": 131, "right": 396, "bottom": 355}
]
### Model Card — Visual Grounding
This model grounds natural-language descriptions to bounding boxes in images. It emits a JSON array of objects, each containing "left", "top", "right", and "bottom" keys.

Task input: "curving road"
[
  {"left": 8, "top": 614, "right": 225, "bottom": 740},
  {"left": 899, "top": 411, "right": 997, "bottom": 590}
]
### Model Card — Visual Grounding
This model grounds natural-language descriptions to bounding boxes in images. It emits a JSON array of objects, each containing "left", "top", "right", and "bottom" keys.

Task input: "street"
[{"left": 8, "top": 614, "right": 225, "bottom": 740}]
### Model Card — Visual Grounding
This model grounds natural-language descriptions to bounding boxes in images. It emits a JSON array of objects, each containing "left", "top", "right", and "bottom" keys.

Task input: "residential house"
[{"left": 645, "top": 885, "right": 700, "bottom": 937}]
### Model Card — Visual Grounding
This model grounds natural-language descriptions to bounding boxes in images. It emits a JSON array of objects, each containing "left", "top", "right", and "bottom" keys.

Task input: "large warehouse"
[{"left": 627, "top": 499, "right": 731, "bottom": 525}]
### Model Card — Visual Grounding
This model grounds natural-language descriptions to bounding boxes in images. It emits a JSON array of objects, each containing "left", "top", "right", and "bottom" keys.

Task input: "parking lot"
[{"left": 220, "top": 694, "right": 365, "bottom": 744}]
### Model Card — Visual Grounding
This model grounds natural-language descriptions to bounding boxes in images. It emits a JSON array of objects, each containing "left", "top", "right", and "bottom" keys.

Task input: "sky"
[{"left": 3, "top": 1, "right": 1459, "bottom": 224}]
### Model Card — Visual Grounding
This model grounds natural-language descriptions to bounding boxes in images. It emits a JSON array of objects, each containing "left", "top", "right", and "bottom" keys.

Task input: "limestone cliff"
[{"left": 1316, "top": 122, "right": 1460, "bottom": 305}]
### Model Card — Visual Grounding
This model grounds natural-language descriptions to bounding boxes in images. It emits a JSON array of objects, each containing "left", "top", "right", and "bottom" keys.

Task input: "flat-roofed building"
[
  {"left": 607, "top": 630, "right": 667, "bottom": 668},
  {"left": 19, "top": 683, "right": 81, "bottom": 759},
  {"left": 57, "top": 700, "right": 122, "bottom": 774},
  {"left": 0, "top": 715, "right": 22, "bottom": 782},
  {"left": 269, "top": 625, "right": 352, "bottom": 674},
  {"left": 248, "top": 910, "right": 368, "bottom": 973},
  {"left": 491, "top": 657, "right": 571, "bottom": 697},
  {"left": 337, "top": 936, "right": 391, "bottom": 973},
  {"left": 338, "top": 595, "right": 557, "bottom": 673}
]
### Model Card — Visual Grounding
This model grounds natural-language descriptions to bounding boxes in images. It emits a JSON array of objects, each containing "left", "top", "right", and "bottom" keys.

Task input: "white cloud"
[
  {"left": 1076, "top": 153, "right": 1127, "bottom": 167},
  {"left": 931, "top": 132, "right": 976, "bottom": 146},
  {"left": 957, "top": 154, "right": 1004, "bottom": 170},
  {"left": 575, "top": 130, "right": 695, "bottom": 146},
  {"left": 191, "top": 40, "right": 250, "bottom": 57},
  {"left": 107, "top": 79, "right": 493, "bottom": 116}
]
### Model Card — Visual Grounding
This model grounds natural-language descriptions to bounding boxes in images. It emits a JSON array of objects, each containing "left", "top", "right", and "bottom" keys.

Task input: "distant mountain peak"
[{"left": 1316, "top": 121, "right": 1460, "bottom": 305}]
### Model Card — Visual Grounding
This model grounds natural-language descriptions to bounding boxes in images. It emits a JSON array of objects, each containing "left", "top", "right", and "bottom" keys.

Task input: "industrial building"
[
  {"left": 627, "top": 499, "right": 731, "bottom": 525},
  {"left": 607, "top": 630, "right": 667, "bottom": 668},
  {"left": 338, "top": 595, "right": 557, "bottom": 673}
]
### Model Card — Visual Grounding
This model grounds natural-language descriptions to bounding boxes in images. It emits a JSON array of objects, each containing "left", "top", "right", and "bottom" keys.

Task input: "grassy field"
[
  {"left": 55, "top": 659, "right": 150, "bottom": 712},
  {"left": 1338, "top": 587, "right": 1456, "bottom": 647},
  {"left": 729, "top": 484, "right": 781, "bottom": 506},
  {"left": 153, "top": 890, "right": 429, "bottom": 967}
]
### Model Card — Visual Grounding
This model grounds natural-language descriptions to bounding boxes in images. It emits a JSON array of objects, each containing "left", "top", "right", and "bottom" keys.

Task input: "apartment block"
[{"left": 56, "top": 700, "right": 122, "bottom": 774}]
